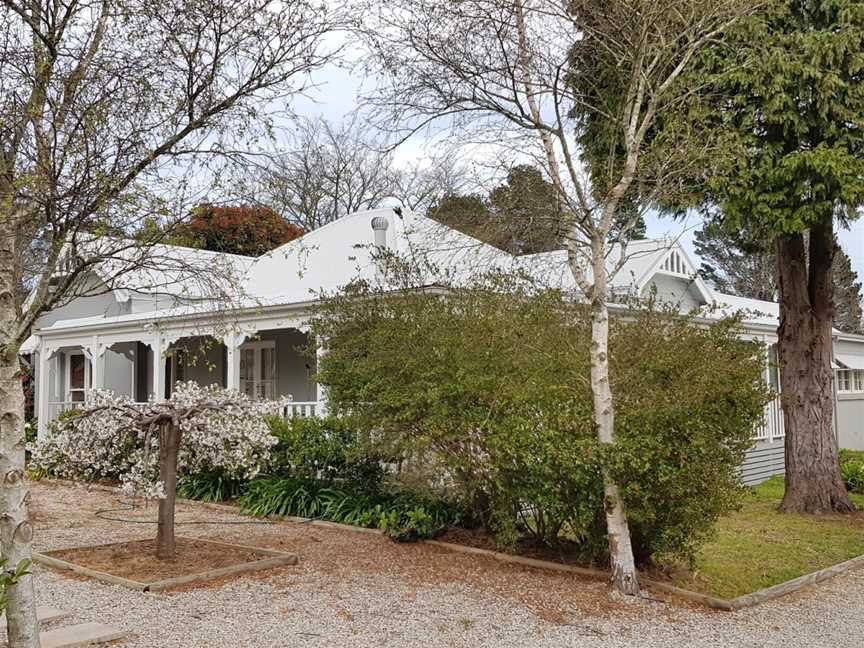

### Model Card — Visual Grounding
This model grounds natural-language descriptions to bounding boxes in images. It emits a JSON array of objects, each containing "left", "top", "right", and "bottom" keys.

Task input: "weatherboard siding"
[{"left": 741, "top": 441, "right": 785, "bottom": 485}]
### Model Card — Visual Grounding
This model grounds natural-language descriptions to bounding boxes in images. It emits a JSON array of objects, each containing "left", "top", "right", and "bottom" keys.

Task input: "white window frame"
[
  {"left": 65, "top": 350, "right": 90, "bottom": 404},
  {"left": 836, "top": 369, "right": 864, "bottom": 393},
  {"left": 239, "top": 340, "right": 277, "bottom": 401}
]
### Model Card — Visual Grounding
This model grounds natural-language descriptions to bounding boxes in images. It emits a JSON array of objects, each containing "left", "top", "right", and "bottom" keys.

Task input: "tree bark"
[
  {"left": 156, "top": 423, "right": 181, "bottom": 560},
  {"left": 776, "top": 221, "right": 854, "bottom": 514},
  {"left": 589, "top": 247, "right": 639, "bottom": 595},
  {"left": 0, "top": 213, "right": 41, "bottom": 647}
]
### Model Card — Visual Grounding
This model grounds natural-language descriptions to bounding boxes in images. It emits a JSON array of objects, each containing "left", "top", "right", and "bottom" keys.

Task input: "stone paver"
[
  {"left": 0, "top": 606, "right": 69, "bottom": 630},
  {"left": 38, "top": 622, "right": 125, "bottom": 648}
]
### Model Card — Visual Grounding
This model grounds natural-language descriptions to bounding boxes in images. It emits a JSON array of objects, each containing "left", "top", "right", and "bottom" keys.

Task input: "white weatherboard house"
[{"left": 25, "top": 208, "right": 864, "bottom": 484}]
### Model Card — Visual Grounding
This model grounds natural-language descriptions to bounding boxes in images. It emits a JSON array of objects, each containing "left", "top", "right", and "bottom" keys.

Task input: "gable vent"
[{"left": 660, "top": 250, "right": 688, "bottom": 276}]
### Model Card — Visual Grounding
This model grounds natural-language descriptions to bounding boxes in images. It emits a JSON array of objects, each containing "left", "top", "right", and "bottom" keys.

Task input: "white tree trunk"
[
  {"left": 588, "top": 250, "right": 640, "bottom": 596},
  {"left": 0, "top": 214, "right": 41, "bottom": 647}
]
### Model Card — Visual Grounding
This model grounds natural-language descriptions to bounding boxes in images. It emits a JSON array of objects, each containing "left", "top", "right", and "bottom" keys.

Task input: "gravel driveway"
[{"left": 18, "top": 480, "right": 864, "bottom": 647}]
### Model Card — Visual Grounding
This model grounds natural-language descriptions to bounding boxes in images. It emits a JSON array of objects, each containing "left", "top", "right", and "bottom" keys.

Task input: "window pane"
[
  {"left": 768, "top": 345, "right": 780, "bottom": 391},
  {"left": 241, "top": 380, "right": 255, "bottom": 398},
  {"left": 261, "top": 348, "right": 274, "bottom": 381},
  {"left": 69, "top": 354, "right": 85, "bottom": 389},
  {"left": 240, "top": 349, "right": 255, "bottom": 381}
]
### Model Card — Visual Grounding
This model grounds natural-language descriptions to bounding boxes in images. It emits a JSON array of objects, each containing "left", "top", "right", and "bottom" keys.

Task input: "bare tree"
[
  {"left": 0, "top": 1, "right": 341, "bottom": 644},
  {"left": 392, "top": 150, "right": 476, "bottom": 214},
  {"left": 248, "top": 117, "right": 475, "bottom": 228},
  {"left": 255, "top": 115, "right": 399, "bottom": 230},
  {"left": 361, "top": 0, "right": 753, "bottom": 595}
]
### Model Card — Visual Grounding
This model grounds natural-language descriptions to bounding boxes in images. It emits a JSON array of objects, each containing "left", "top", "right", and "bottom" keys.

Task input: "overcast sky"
[{"left": 288, "top": 53, "right": 864, "bottom": 279}]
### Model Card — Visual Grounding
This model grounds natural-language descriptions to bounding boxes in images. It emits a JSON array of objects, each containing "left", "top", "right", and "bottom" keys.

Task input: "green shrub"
[
  {"left": 178, "top": 470, "right": 247, "bottom": 502},
  {"left": 267, "top": 415, "right": 386, "bottom": 491},
  {"left": 379, "top": 506, "right": 438, "bottom": 542},
  {"left": 310, "top": 271, "right": 771, "bottom": 565},
  {"left": 840, "top": 449, "right": 864, "bottom": 494}
]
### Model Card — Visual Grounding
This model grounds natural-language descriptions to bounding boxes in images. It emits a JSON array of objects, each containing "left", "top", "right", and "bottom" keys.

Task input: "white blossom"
[{"left": 30, "top": 382, "right": 282, "bottom": 499}]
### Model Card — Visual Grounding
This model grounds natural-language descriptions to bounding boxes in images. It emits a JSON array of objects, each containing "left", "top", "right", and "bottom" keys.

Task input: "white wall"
[
  {"left": 835, "top": 338, "right": 864, "bottom": 450},
  {"left": 641, "top": 274, "right": 704, "bottom": 311},
  {"left": 103, "top": 343, "right": 136, "bottom": 398}
]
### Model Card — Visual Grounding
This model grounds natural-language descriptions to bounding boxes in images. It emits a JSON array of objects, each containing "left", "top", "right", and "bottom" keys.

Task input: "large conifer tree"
[{"left": 696, "top": 0, "right": 864, "bottom": 512}]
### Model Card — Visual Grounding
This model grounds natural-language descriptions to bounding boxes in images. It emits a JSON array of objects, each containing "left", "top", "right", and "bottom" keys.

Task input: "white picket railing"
[
  {"left": 49, "top": 399, "right": 323, "bottom": 424},
  {"left": 47, "top": 401, "right": 79, "bottom": 423},
  {"left": 281, "top": 401, "right": 322, "bottom": 418},
  {"left": 753, "top": 397, "right": 785, "bottom": 442}
]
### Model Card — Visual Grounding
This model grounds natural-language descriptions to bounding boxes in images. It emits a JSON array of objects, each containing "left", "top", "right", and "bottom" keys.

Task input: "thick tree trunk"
[
  {"left": 156, "top": 423, "right": 181, "bottom": 560},
  {"left": 776, "top": 223, "right": 853, "bottom": 514},
  {"left": 0, "top": 215, "right": 41, "bottom": 647},
  {"left": 589, "top": 256, "right": 639, "bottom": 596}
]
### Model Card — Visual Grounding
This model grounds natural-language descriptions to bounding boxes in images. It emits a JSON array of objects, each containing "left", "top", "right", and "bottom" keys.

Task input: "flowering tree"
[{"left": 31, "top": 383, "right": 280, "bottom": 559}]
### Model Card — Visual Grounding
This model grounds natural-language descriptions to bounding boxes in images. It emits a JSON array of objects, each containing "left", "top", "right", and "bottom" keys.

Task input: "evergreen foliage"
[
  {"left": 696, "top": 0, "right": 864, "bottom": 234},
  {"left": 309, "top": 269, "right": 771, "bottom": 565},
  {"left": 694, "top": 224, "right": 863, "bottom": 333},
  {"left": 429, "top": 165, "right": 579, "bottom": 254}
]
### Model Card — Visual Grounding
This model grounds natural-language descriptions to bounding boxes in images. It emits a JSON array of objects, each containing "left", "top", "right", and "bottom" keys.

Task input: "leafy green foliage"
[
  {"left": 0, "top": 558, "right": 31, "bottom": 613},
  {"left": 238, "top": 475, "right": 464, "bottom": 540},
  {"left": 428, "top": 165, "right": 573, "bottom": 254},
  {"left": 266, "top": 415, "right": 386, "bottom": 492},
  {"left": 177, "top": 470, "right": 247, "bottom": 502},
  {"left": 309, "top": 270, "right": 771, "bottom": 565},
  {"left": 693, "top": 0, "right": 864, "bottom": 235},
  {"left": 840, "top": 449, "right": 864, "bottom": 494}
]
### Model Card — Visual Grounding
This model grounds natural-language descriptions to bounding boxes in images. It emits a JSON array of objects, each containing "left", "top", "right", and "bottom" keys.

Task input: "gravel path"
[{"left": 18, "top": 480, "right": 864, "bottom": 647}]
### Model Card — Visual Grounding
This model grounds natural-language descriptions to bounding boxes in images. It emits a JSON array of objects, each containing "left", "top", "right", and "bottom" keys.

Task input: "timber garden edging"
[
  {"left": 35, "top": 536, "right": 298, "bottom": 592},
  {"left": 44, "top": 479, "right": 864, "bottom": 609}
]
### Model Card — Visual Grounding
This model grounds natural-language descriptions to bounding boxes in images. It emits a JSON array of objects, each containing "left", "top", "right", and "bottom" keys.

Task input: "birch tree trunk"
[
  {"left": 776, "top": 223, "right": 853, "bottom": 513},
  {"left": 587, "top": 244, "right": 639, "bottom": 595},
  {"left": 156, "top": 423, "right": 181, "bottom": 560},
  {"left": 0, "top": 211, "right": 41, "bottom": 647}
]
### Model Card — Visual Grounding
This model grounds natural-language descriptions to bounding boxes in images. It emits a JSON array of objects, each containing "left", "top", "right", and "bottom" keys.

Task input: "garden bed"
[
  {"left": 37, "top": 536, "right": 298, "bottom": 592},
  {"left": 384, "top": 477, "right": 864, "bottom": 608}
]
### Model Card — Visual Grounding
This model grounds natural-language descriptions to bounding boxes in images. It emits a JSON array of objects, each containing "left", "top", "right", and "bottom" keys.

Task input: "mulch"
[{"left": 45, "top": 537, "right": 269, "bottom": 583}]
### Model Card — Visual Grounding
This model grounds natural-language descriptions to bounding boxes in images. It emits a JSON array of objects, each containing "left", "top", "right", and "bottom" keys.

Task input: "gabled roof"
[
  {"left": 242, "top": 208, "right": 514, "bottom": 303},
  {"left": 31, "top": 208, "right": 789, "bottom": 336},
  {"left": 84, "top": 240, "right": 254, "bottom": 302},
  {"left": 510, "top": 238, "right": 703, "bottom": 298}
]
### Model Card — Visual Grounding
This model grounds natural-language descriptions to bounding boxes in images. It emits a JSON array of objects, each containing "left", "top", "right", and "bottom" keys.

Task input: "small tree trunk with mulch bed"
[{"left": 156, "top": 423, "right": 182, "bottom": 560}]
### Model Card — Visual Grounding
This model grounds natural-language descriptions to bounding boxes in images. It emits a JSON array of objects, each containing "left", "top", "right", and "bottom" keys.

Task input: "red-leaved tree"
[{"left": 178, "top": 204, "right": 304, "bottom": 256}]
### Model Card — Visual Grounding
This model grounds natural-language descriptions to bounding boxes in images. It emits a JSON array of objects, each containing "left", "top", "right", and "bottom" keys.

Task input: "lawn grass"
[{"left": 676, "top": 476, "right": 864, "bottom": 599}]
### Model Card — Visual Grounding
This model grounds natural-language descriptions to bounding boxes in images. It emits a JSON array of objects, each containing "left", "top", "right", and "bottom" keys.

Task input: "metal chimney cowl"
[{"left": 371, "top": 215, "right": 389, "bottom": 248}]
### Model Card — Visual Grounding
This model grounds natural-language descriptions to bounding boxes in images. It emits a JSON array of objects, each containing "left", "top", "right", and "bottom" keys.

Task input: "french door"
[{"left": 239, "top": 341, "right": 276, "bottom": 400}]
